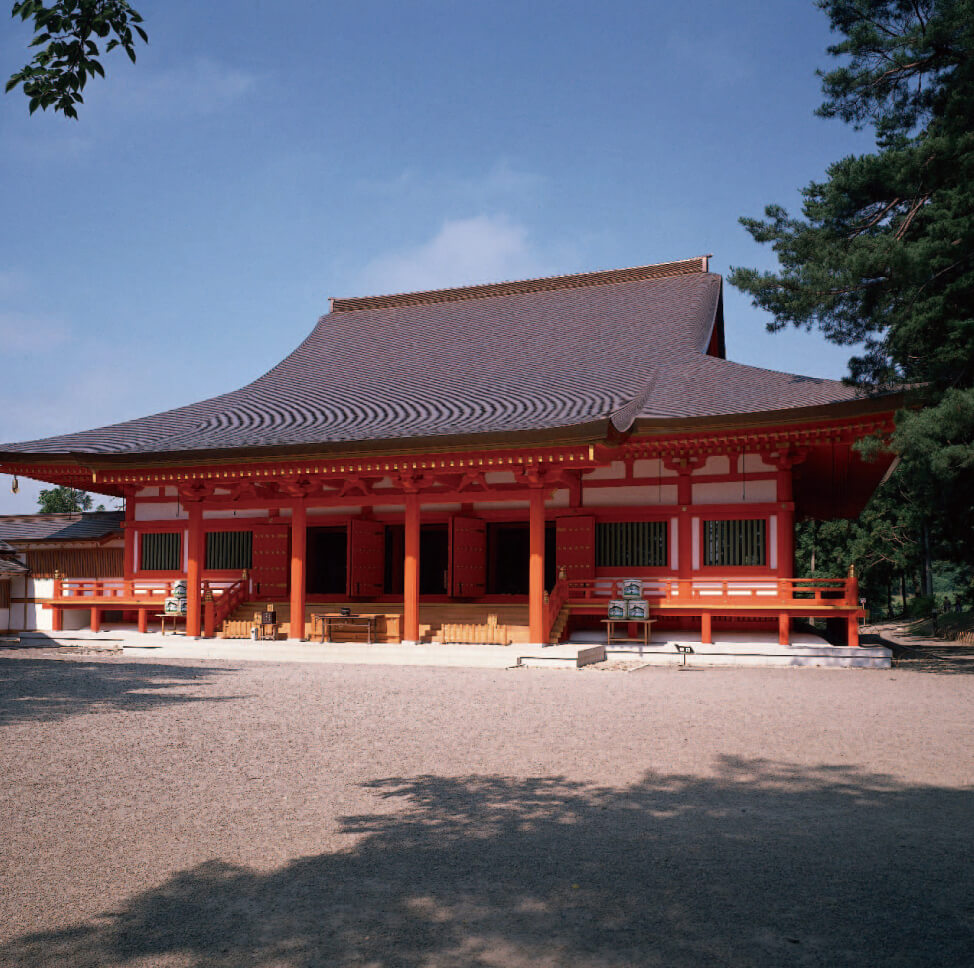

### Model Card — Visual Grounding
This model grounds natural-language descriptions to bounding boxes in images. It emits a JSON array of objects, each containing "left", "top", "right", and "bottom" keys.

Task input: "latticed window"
[
  {"left": 596, "top": 521, "right": 668, "bottom": 567},
  {"left": 140, "top": 532, "right": 181, "bottom": 571},
  {"left": 703, "top": 519, "right": 766, "bottom": 567},
  {"left": 205, "top": 531, "right": 253, "bottom": 570}
]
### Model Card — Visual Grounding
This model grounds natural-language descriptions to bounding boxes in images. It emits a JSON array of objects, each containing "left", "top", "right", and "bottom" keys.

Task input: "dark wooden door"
[
  {"left": 555, "top": 515, "right": 596, "bottom": 581},
  {"left": 451, "top": 516, "right": 487, "bottom": 597},
  {"left": 252, "top": 525, "right": 289, "bottom": 599},
  {"left": 347, "top": 518, "right": 385, "bottom": 597}
]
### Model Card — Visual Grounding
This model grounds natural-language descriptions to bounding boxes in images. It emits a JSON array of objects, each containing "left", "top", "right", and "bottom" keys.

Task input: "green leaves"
[
  {"left": 6, "top": 1, "right": 148, "bottom": 119},
  {"left": 37, "top": 486, "right": 94, "bottom": 513},
  {"left": 733, "top": 2, "right": 974, "bottom": 579}
]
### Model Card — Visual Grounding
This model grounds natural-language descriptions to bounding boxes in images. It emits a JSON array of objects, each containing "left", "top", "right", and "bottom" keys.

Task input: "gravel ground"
[{"left": 1, "top": 651, "right": 972, "bottom": 968}]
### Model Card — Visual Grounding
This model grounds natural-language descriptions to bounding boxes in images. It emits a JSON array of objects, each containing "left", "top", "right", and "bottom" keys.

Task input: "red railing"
[
  {"left": 204, "top": 578, "right": 251, "bottom": 637},
  {"left": 544, "top": 577, "right": 571, "bottom": 642},
  {"left": 53, "top": 578, "right": 175, "bottom": 600},
  {"left": 562, "top": 576, "right": 859, "bottom": 608}
]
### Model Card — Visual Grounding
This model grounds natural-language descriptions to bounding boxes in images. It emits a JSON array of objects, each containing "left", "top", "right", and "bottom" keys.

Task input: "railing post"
[{"left": 53, "top": 570, "right": 62, "bottom": 599}]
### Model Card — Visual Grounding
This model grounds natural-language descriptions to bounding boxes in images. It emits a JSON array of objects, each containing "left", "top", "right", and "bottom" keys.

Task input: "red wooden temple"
[{"left": 0, "top": 257, "right": 900, "bottom": 647}]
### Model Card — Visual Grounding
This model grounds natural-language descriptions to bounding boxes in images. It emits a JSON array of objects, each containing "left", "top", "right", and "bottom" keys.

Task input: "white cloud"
[
  {"left": 353, "top": 215, "right": 561, "bottom": 295},
  {"left": 103, "top": 57, "right": 258, "bottom": 117}
]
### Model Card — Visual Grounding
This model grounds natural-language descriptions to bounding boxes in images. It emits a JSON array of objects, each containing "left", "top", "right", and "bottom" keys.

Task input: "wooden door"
[
  {"left": 555, "top": 515, "right": 596, "bottom": 581},
  {"left": 251, "top": 525, "right": 289, "bottom": 599},
  {"left": 347, "top": 518, "right": 385, "bottom": 597},
  {"left": 451, "top": 516, "right": 487, "bottom": 597}
]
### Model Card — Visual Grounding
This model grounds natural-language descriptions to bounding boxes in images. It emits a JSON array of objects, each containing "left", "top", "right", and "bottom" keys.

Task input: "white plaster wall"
[
  {"left": 634, "top": 459, "right": 677, "bottom": 478},
  {"left": 547, "top": 489, "right": 570, "bottom": 508},
  {"left": 473, "top": 501, "right": 528, "bottom": 510},
  {"left": 164, "top": 487, "right": 178, "bottom": 496},
  {"left": 373, "top": 504, "right": 405, "bottom": 513},
  {"left": 769, "top": 515, "right": 778, "bottom": 569},
  {"left": 583, "top": 462, "right": 626, "bottom": 481},
  {"left": 135, "top": 502, "right": 187, "bottom": 521},
  {"left": 372, "top": 477, "right": 395, "bottom": 489},
  {"left": 691, "top": 517, "right": 700, "bottom": 570},
  {"left": 0, "top": 606, "right": 10, "bottom": 632},
  {"left": 583, "top": 485, "right": 678, "bottom": 506},
  {"left": 135, "top": 487, "right": 159, "bottom": 497},
  {"left": 420, "top": 503, "right": 463, "bottom": 512},
  {"left": 308, "top": 506, "right": 359, "bottom": 516},
  {"left": 484, "top": 471, "right": 516, "bottom": 484},
  {"left": 692, "top": 480, "right": 776, "bottom": 504},
  {"left": 670, "top": 517, "right": 679, "bottom": 571},
  {"left": 694, "top": 456, "right": 730, "bottom": 476},
  {"left": 203, "top": 509, "right": 269, "bottom": 519},
  {"left": 743, "top": 453, "right": 776, "bottom": 472}
]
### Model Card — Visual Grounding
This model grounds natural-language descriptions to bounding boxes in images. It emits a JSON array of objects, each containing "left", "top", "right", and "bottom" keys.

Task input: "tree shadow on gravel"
[
  {"left": 3, "top": 757, "right": 972, "bottom": 967},
  {"left": 0, "top": 658, "right": 237, "bottom": 725},
  {"left": 863, "top": 631, "right": 974, "bottom": 675}
]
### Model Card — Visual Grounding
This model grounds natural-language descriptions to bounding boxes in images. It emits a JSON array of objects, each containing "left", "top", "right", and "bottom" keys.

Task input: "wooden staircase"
[
  {"left": 221, "top": 601, "right": 531, "bottom": 644},
  {"left": 547, "top": 604, "right": 570, "bottom": 645}
]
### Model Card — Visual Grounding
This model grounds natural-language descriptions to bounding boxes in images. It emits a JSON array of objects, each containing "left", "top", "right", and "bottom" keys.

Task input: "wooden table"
[
  {"left": 311, "top": 613, "right": 379, "bottom": 644},
  {"left": 155, "top": 612, "right": 185, "bottom": 636},
  {"left": 602, "top": 618, "right": 655, "bottom": 647}
]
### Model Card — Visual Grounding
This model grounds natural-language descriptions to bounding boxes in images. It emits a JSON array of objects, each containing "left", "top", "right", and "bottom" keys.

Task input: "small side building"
[{"left": 0, "top": 512, "right": 123, "bottom": 633}]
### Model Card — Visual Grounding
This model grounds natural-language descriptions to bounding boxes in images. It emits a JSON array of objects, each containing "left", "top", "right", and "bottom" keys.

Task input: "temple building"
[{"left": 0, "top": 257, "right": 899, "bottom": 647}]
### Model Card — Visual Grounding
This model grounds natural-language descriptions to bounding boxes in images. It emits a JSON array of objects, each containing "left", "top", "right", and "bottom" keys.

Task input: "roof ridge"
[{"left": 330, "top": 256, "right": 712, "bottom": 313}]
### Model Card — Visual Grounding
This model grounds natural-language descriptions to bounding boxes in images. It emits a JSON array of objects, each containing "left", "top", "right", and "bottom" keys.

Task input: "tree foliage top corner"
[{"left": 6, "top": 0, "right": 147, "bottom": 119}]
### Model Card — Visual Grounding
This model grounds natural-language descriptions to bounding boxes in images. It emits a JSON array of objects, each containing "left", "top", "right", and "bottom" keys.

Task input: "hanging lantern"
[{"left": 10, "top": 476, "right": 18, "bottom": 494}]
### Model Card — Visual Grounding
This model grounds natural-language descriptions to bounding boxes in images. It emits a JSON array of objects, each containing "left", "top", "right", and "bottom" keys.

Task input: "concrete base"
[
  {"left": 5, "top": 627, "right": 890, "bottom": 670},
  {"left": 570, "top": 628, "right": 890, "bottom": 669}
]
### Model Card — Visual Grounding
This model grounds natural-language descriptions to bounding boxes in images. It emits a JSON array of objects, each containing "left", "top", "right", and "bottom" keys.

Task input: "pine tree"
[{"left": 731, "top": 1, "right": 974, "bottom": 595}]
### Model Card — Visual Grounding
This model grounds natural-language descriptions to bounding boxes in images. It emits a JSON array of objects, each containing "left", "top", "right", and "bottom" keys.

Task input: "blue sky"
[{"left": 0, "top": 0, "right": 874, "bottom": 512}]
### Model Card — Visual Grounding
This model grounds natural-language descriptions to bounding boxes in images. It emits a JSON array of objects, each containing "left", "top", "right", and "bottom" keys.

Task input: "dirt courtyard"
[{"left": 1, "top": 652, "right": 972, "bottom": 967}]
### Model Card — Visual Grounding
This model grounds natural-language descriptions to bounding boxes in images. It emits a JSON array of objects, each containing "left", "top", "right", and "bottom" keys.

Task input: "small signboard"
[
  {"left": 608, "top": 600, "right": 627, "bottom": 619},
  {"left": 621, "top": 578, "right": 643, "bottom": 599},
  {"left": 164, "top": 596, "right": 187, "bottom": 614}
]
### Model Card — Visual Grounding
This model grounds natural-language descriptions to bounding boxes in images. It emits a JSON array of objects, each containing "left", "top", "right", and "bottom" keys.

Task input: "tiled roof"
[
  {"left": 0, "top": 258, "right": 868, "bottom": 462},
  {"left": 0, "top": 552, "right": 28, "bottom": 576},
  {"left": 0, "top": 511, "right": 123, "bottom": 543}
]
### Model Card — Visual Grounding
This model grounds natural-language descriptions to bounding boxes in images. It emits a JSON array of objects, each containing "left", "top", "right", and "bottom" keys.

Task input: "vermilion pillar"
[
  {"left": 528, "top": 487, "right": 545, "bottom": 644},
  {"left": 186, "top": 503, "right": 203, "bottom": 637},
  {"left": 290, "top": 503, "right": 307, "bottom": 640},
  {"left": 403, "top": 495, "right": 420, "bottom": 644},
  {"left": 122, "top": 495, "right": 135, "bottom": 579},
  {"left": 677, "top": 470, "right": 693, "bottom": 580},
  {"left": 777, "top": 465, "right": 795, "bottom": 578}
]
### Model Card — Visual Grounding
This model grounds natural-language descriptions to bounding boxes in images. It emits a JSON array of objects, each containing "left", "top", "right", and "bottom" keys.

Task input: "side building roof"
[
  {"left": 0, "top": 512, "right": 124, "bottom": 543},
  {"left": 0, "top": 257, "right": 868, "bottom": 464}
]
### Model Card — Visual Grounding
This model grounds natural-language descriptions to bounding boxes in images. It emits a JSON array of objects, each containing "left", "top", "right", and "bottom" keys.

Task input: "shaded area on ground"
[
  {"left": 3, "top": 758, "right": 972, "bottom": 968},
  {"left": 864, "top": 623, "right": 974, "bottom": 675},
  {"left": 0, "top": 657, "right": 238, "bottom": 725}
]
